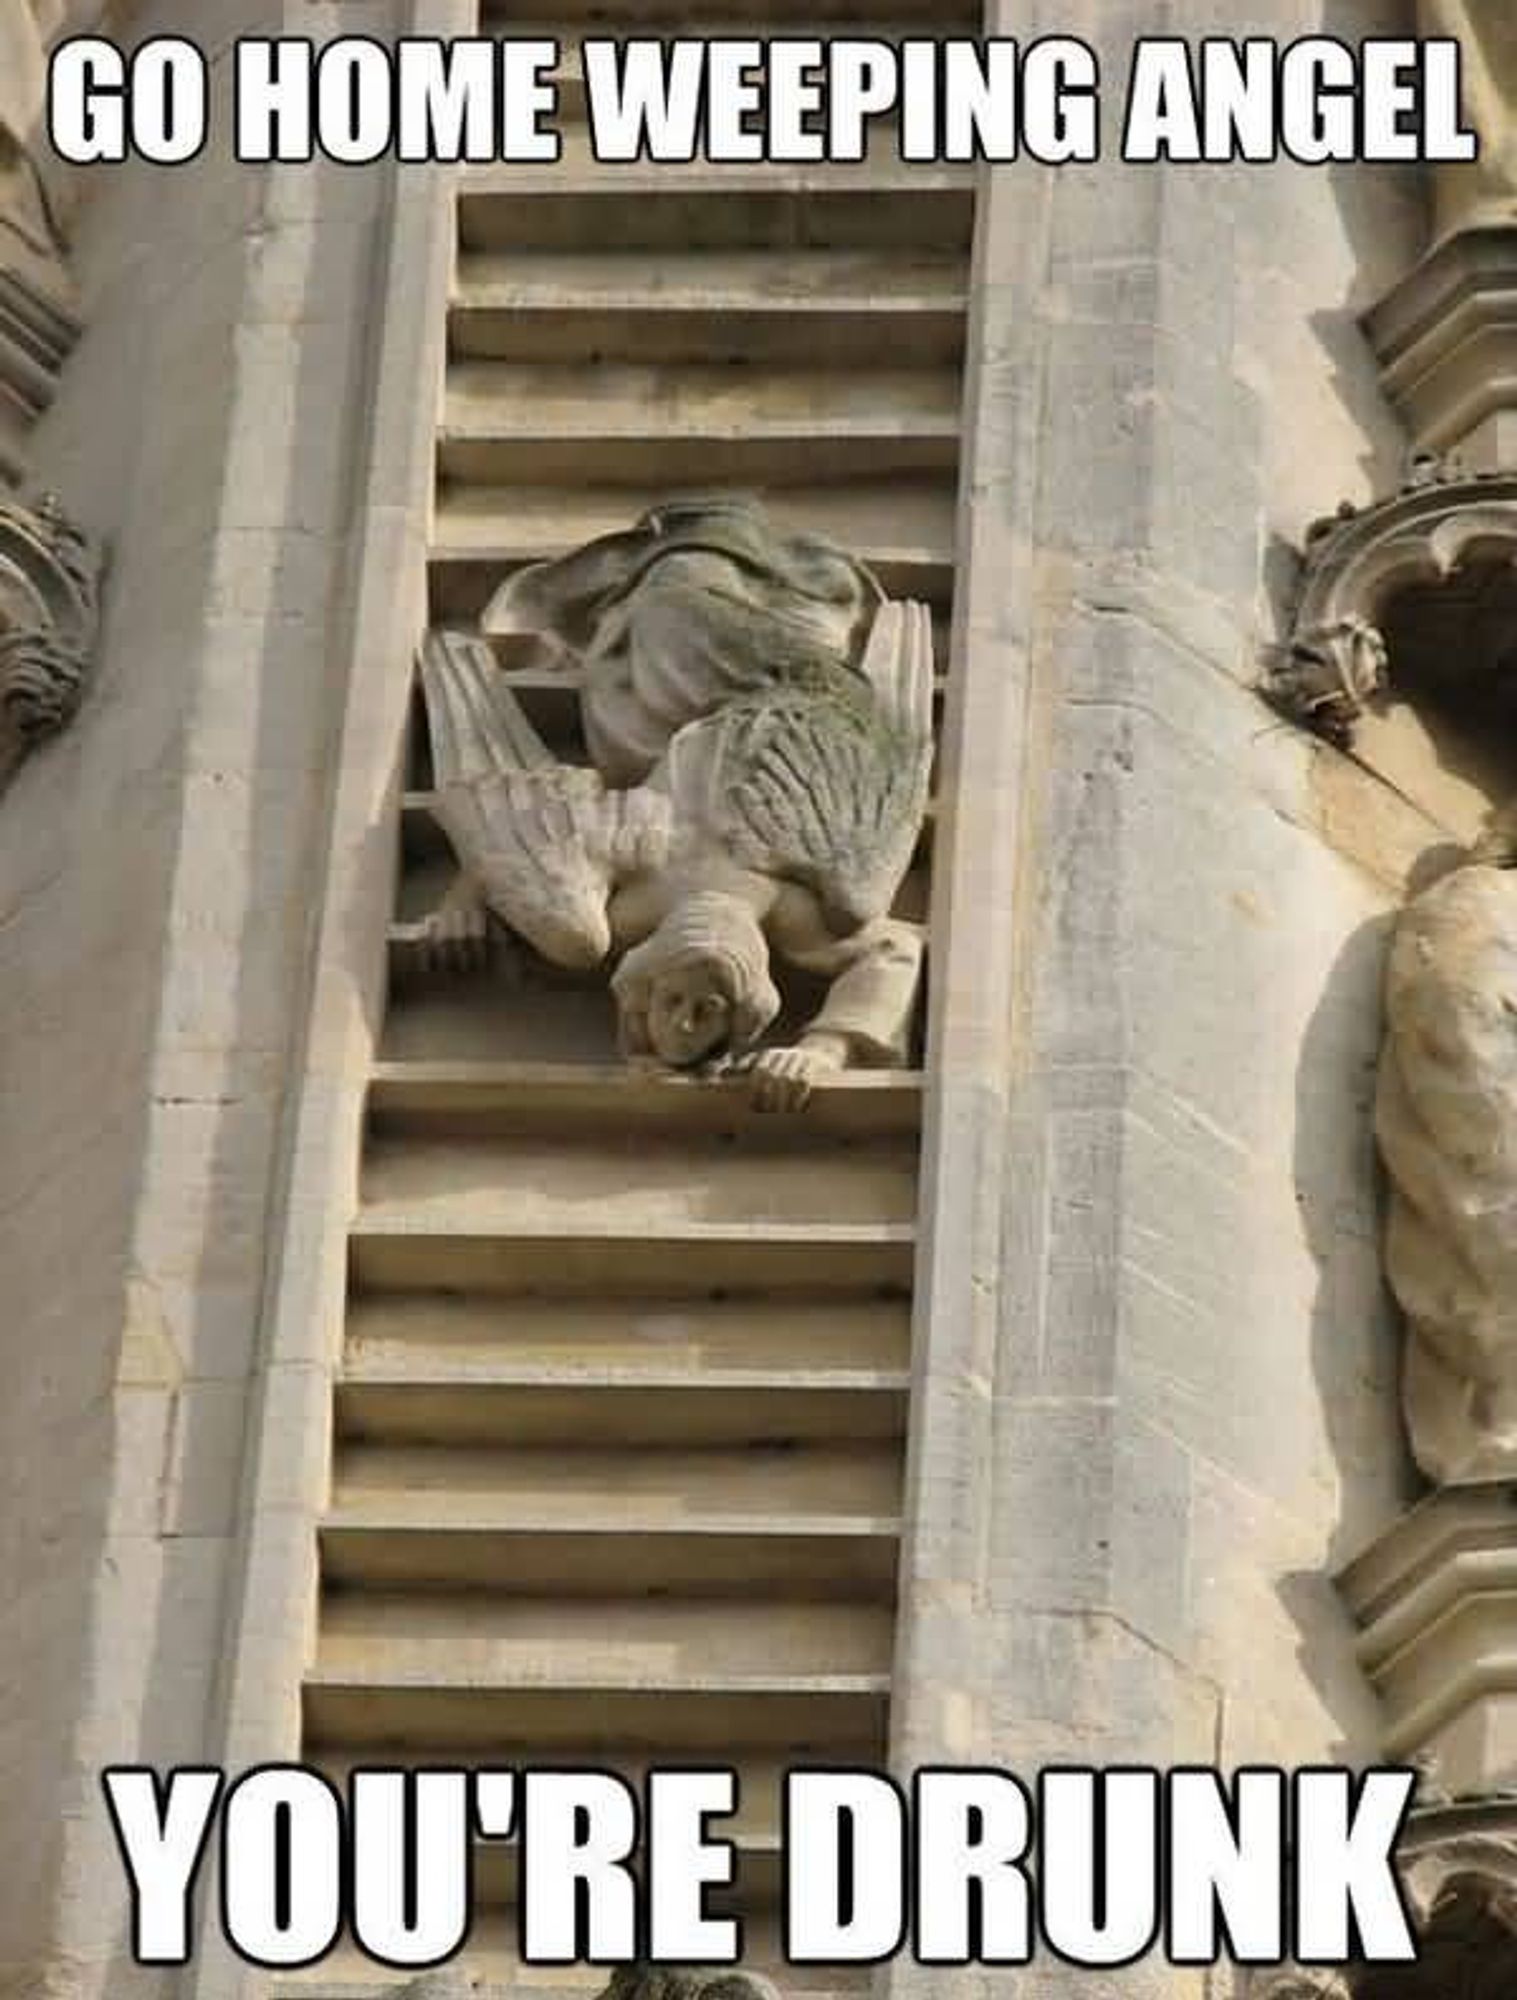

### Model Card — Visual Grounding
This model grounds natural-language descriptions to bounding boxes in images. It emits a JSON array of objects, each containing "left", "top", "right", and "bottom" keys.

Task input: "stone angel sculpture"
[
  {"left": 1378, "top": 800, "right": 1517, "bottom": 1483},
  {"left": 415, "top": 502, "right": 933, "bottom": 1111}
]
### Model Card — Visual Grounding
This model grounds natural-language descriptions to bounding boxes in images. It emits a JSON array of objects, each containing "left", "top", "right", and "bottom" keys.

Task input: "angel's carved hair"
[{"left": 612, "top": 893, "right": 780, "bottom": 1061}]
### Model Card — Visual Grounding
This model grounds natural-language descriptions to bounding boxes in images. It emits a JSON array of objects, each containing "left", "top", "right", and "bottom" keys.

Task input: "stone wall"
[
  {"left": 0, "top": 4, "right": 439, "bottom": 1995},
  {"left": 893, "top": 3, "right": 1431, "bottom": 1994}
]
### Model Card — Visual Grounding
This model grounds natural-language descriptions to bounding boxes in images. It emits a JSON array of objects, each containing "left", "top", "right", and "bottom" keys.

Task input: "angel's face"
[{"left": 646, "top": 962, "right": 733, "bottom": 1066}]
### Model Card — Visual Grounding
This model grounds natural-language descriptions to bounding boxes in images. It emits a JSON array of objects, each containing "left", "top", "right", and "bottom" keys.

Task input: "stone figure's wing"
[
  {"left": 855, "top": 596, "right": 935, "bottom": 749},
  {"left": 419, "top": 630, "right": 668, "bottom": 970},
  {"left": 663, "top": 599, "right": 934, "bottom": 933}
]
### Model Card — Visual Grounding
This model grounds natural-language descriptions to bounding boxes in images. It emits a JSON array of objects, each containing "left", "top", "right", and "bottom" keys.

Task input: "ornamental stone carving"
[
  {"left": 1262, "top": 458, "right": 1517, "bottom": 750},
  {"left": 0, "top": 1, "right": 104, "bottom": 484},
  {"left": 380, "top": 1974, "right": 782, "bottom": 2000},
  {"left": 1250, "top": 1974, "right": 1354, "bottom": 2000},
  {"left": 594, "top": 1970, "right": 780, "bottom": 2000},
  {"left": 1377, "top": 802, "right": 1517, "bottom": 1484},
  {"left": 1251, "top": 1820, "right": 1517, "bottom": 1997},
  {"left": 0, "top": 489, "right": 99, "bottom": 795},
  {"left": 416, "top": 499, "right": 932, "bottom": 1110}
]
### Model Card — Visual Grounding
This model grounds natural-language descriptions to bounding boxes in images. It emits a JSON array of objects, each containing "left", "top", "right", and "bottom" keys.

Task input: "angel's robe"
[
  {"left": 1378, "top": 857, "right": 1517, "bottom": 1482},
  {"left": 787, "top": 919, "right": 922, "bottom": 1068},
  {"left": 485, "top": 500, "right": 884, "bottom": 787}
]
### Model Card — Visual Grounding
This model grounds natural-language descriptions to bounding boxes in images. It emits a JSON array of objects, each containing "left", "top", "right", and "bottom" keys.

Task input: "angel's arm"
[
  {"left": 783, "top": 916, "right": 923, "bottom": 1067},
  {"left": 742, "top": 900, "right": 923, "bottom": 1110}
]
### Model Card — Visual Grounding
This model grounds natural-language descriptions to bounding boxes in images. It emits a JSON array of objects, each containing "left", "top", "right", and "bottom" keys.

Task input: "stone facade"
[{"left": 4, "top": 3, "right": 1517, "bottom": 2000}]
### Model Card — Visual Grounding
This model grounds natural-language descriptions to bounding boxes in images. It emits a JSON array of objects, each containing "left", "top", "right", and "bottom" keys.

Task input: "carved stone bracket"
[
  {"left": 1338, "top": 1487, "right": 1517, "bottom": 1794},
  {"left": 0, "top": 490, "right": 100, "bottom": 796},
  {"left": 1250, "top": 1972, "right": 1355, "bottom": 2000},
  {"left": 1251, "top": 1805, "right": 1517, "bottom": 1997},
  {"left": 373, "top": 1970, "right": 783, "bottom": 2000},
  {"left": 1263, "top": 456, "right": 1517, "bottom": 748}
]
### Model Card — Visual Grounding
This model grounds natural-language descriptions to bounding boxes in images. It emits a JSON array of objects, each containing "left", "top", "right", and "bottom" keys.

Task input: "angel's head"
[{"left": 612, "top": 894, "right": 780, "bottom": 1068}]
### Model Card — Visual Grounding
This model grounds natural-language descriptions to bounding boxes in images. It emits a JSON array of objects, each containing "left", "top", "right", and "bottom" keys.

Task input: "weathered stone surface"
[
  {"left": 1420, "top": 0, "right": 1517, "bottom": 238},
  {"left": 0, "top": 1, "right": 106, "bottom": 483},
  {"left": 1254, "top": 1812, "right": 1517, "bottom": 1996},
  {"left": 595, "top": 1970, "right": 781, "bottom": 2000},
  {"left": 0, "top": 488, "right": 99, "bottom": 796},
  {"left": 1378, "top": 814, "right": 1517, "bottom": 1482}
]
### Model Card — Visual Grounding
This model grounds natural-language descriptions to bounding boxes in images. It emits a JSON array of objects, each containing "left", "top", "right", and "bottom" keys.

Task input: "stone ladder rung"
[
  {"left": 363, "top": 1059, "right": 924, "bottom": 1140},
  {"left": 337, "top": 1289, "right": 911, "bottom": 1447},
  {"left": 427, "top": 478, "right": 959, "bottom": 614},
  {"left": 338, "top": 1374, "right": 910, "bottom": 1449},
  {"left": 359, "top": 1122, "right": 916, "bottom": 1220},
  {"left": 458, "top": 160, "right": 976, "bottom": 255},
  {"left": 438, "top": 360, "right": 961, "bottom": 488},
  {"left": 320, "top": 1517, "right": 900, "bottom": 1601},
  {"left": 304, "top": 1677, "right": 891, "bottom": 1755},
  {"left": 322, "top": 1438, "right": 902, "bottom": 1598},
  {"left": 348, "top": 1218, "right": 916, "bottom": 1297},
  {"left": 449, "top": 247, "right": 969, "bottom": 368}
]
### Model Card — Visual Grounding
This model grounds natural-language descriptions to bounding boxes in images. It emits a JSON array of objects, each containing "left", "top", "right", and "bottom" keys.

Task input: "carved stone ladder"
[{"left": 287, "top": 3, "right": 977, "bottom": 1993}]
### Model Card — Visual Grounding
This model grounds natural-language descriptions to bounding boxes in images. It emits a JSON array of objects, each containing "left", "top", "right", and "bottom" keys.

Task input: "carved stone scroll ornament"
[
  {"left": 1261, "top": 459, "right": 1517, "bottom": 750},
  {"left": 1249, "top": 1974, "right": 1355, "bottom": 2000},
  {"left": 594, "top": 1970, "right": 780, "bottom": 2000},
  {"left": 415, "top": 499, "right": 933, "bottom": 1110},
  {"left": 376, "top": 1965, "right": 782, "bottom": 2000},
  {"left": 0, "top": 489, "right": 99, "bottom": 794},
  {"left": 1249, "top": 1826, "right": 1517, "bottom": 1997},
  {"left": 0, "top": 2, "right": 106, "bottom": 484}
]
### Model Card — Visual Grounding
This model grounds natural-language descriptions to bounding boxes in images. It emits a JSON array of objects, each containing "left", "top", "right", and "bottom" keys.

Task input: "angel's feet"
[
  {"left": 746, "top": 1033, "right": 849, "bottom": 1112},
  {"left": 414, "top": 896, "right": 493, "bottom": 976}
]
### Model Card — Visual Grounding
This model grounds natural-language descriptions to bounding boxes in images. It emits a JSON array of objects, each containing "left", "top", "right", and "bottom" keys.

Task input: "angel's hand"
[
  {"left": 698, "top": 1050, "right": 747, "bottom": 1082},
  {"left": 747, "top": 1034, "right": 849, "bottom": 1113}
]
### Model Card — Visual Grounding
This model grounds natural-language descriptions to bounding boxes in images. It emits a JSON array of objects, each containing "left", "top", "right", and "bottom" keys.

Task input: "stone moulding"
[
  {"left": 372, "top": 1970, "right": 783, "bottom": 2000},
  {"left": 0, "top": 257, "right": 79, "bottom": 488},
  {"left": 1262, "top": 458, "right": 1517, "bottom": 748},
  {"left": 1362, "top": 228, "right": 1517, "bottom": 462},
  {"left": 1337, "top": 1485, "right": 1517, "bottom": 1794},
  {"left": 0, "top": 490, "right": 101, "bottom": 796},
  {"left": 1249, "top": 1973, "right": 1355, "bottom": 1999}
]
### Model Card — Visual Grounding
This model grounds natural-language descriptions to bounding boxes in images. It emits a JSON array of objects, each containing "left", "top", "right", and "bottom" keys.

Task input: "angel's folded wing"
[
  {"left": 419, "top": 631, "right": 667, "bottom": 970},
  {"left": 662, "top": 599, "right": 934, "bottom": 935},
  {"left": 856, "top": 599, "right": 935, "bottom": 746}
]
